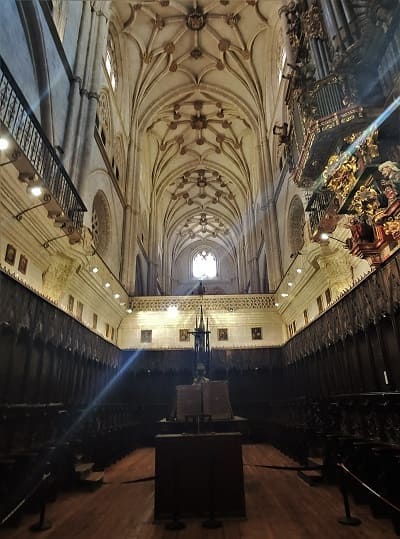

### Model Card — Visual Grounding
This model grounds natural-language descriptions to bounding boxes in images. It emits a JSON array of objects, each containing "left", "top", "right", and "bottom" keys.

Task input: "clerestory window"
[
  {"left": 278, "top": 48, "right": 287, "bottom": 85},
  {"left": 192, "top": 251, "right": 217, "bottom": 279},
  {"left": 105, "top": 37, "right": 117, "bottom": 91}
]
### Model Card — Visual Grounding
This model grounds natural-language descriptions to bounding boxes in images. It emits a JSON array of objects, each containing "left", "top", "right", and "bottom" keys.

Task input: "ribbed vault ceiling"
[{"left": 114, "top": 0, "right": 280, "bottom": 271}]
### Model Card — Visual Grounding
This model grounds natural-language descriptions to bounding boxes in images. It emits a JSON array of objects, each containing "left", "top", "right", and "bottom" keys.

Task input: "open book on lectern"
[{"left": 176, "top": 380, "right": 233, "bottom": 422}]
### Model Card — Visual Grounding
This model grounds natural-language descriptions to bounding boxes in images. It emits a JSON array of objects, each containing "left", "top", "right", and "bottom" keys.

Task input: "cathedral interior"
[{"left": 1, "top": 0, "right": 400, "bottom": 537}]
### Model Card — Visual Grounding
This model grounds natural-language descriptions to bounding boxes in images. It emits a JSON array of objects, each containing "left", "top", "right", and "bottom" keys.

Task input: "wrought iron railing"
[
  {"left": 0, "top": 56, "right": 86, "bottom": 230},
  {"left": 306, "top": 189, "right": 335, "bottom": 235}
]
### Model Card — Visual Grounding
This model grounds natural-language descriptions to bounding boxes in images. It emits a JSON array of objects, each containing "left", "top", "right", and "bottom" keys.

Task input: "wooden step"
[
  {"left": 298, "top": 469, "right": 324, "bottom": 486},
  {"left": 80, "top": 471, "right": 104, "bottom": 491},
  {"left": 308, "top": 456, "right": 324, "bottom": 467},
  {"left": 74, "top": 462, "right": 94, "bottom": 478}
]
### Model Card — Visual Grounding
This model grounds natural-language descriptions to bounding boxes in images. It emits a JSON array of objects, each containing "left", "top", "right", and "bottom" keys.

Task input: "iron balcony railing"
[
  {"left": 0, "top": 56, "right": 86, "bottom": 230},
  {"left": 306, "top": 189, "right": 335, "bottom": 235}
]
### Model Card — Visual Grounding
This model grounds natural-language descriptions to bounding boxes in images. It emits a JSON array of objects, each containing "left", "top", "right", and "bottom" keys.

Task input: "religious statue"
[{"left": 378, "top": 161, "right": 400, "bottom": 202}]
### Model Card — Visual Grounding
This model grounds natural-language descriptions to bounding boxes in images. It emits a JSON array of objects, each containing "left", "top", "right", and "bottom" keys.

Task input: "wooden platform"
[{"left": 1, "top": 445, "right": 397, "bottom": 538}]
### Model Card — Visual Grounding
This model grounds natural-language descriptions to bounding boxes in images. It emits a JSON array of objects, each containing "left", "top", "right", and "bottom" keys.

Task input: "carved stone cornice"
[
  {"left": 317, "top": 247, "right": 353, "bottom": 295},
  {"left": 130, "top": 294, "right": 276, "bottom": 312}
]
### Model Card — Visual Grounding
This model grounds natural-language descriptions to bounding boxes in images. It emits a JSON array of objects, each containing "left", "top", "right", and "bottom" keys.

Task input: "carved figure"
[
  {"left": 350, "top": 185, "right": 380, "bottom": 217},
  {"left": 378, "top": 160, "right": 400, "bottom": 182},
  {"left": 378, "top": 161, "right": 400, "bottom": 201}
]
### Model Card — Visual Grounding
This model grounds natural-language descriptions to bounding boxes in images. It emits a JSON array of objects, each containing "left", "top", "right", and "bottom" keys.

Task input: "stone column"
[
  {"left": 76, "top": 1, "right": 110, "bottom": 191},
  {"left": 247, "top": 207, "right": 261, "bottom": 293},
  {"left": 62, "top": 0, "right": 92, "bottom": 177},
  {"left": 258, "top": 135, "right": 282, "bottom": 291},
  {"left": 146, "top": 190, "right": 159, "bottom": 295},
  {"left": 121, "top": 131, "right": 141, "bottom": 295}
]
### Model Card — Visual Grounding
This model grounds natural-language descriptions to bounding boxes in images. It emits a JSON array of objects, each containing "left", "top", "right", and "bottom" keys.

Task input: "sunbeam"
[{"left": 314, "top": 96, "right": 400, "bottom": 192}]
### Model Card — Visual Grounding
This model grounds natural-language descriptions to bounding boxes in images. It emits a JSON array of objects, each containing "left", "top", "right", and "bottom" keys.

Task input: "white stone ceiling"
[{"left": 114, "top": 0, "right": 280, "bottom": 261}]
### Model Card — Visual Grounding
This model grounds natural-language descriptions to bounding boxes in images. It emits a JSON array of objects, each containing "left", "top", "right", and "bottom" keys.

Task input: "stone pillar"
[
  {"left": 121, "top": 133, "right": 141, "bottom": 294},
  {"left": 238, "top": 237, "right": 248, "bottom": 292},
  {"left": 62, "top": 0, "right": 92, "bottom": 177},
  {"left": 258, "top": 136, "right": 282, "bottom": 291},
  {"left": 247, "top": 207, "right": 261, "bottom": 293},
  {"left": 147, "top": 191, "right": 159, "bottom": 295},
  {"left": 75, "top": 1, "right": 110, "bottom": 191}
]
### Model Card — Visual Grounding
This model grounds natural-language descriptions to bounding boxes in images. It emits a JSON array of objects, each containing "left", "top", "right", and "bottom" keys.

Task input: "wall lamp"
[
  {"left": 15, "top": 194, "right": 51, "bottom": 221},
  {"left": 319, "top": 232, "right": 348, "bottom": 245},
  {"left": 42, "top": 226, "right": 73, "bottom": 248},
  {"left": 0, "top": 137, "right": 8, "bottom": 151},
  {"left": 0, "top": 148, "right": 21, "bottom": 167}
]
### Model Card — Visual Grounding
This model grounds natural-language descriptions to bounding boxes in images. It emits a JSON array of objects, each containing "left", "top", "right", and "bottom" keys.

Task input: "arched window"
[
  {"left": 278, "top": 47, "right": 287, "bottom": 85},
  {"left": 96, "top": 92, "right": 112, "bottom": 150},
  {"left": 105, "top": 36, "right": 117, "bottom": 91},
  {"left": 193, "top": 251, "right": 217, "bottom": 279},
  {"left": 92, "top": 190, "right": 111, "bottom": 257}
]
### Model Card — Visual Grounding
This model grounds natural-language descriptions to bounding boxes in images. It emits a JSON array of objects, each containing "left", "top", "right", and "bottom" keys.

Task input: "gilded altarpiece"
[{"left": 318, "top": 131, "right": 400, "bottom": 266}]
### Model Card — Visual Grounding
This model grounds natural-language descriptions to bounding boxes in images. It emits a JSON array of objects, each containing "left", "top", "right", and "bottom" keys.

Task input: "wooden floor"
[{"left": 1, "top": 444, "right": 397, "bottom": 539}]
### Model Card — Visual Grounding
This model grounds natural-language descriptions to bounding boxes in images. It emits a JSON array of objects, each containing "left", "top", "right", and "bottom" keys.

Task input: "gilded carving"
[
  {"left": 323, "top": 154, "right": 358, "bottom": 200},
  {"left": 350, "top": 185, "right": 380, "bottom": 217},
  {"left": 383, "top": 217, "right": 400, "bottom": 239},
  {"left": 301, "top": 2, "right": 325, "bottom": 40},
  {"left": 344, "top": 130, "right": 379, "bottom": 164},
  {"left": 284, "top": 1, "right": 302, "bottom": 50}
]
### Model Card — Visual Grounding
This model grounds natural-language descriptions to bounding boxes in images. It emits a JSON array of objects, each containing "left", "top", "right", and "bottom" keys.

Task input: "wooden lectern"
[{"left": 154, "top": 432, "right": 246, "bottom": 520}]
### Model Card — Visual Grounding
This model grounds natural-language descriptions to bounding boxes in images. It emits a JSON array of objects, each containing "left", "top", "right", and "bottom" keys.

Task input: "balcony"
[
  {"left": 0, "top": 56, "right": 86, "bottom": 240},
  {"left": 289, "top": 74, "right": 377, "bottom": 188},
  {"left": 306, "top": 189, "right": 337, "bottom": 239}
]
